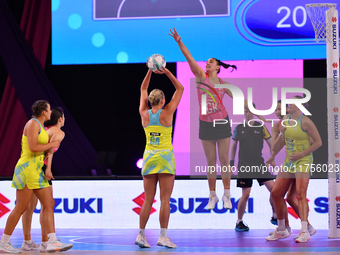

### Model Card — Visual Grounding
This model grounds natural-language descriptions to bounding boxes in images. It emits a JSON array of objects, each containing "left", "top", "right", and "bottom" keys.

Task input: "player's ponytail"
[{"left": 213, "top": 58, "right": 237, "bottom": 73}]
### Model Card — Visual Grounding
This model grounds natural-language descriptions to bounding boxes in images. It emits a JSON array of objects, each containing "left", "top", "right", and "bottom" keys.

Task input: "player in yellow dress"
[
  {"left": 0, "top": 100, "right": 73, "bottom": 253},
  {"left": 135, "top": 63, "right": 183, "bottom": 249},
  {"left": 266, "top": 96, "right": 322, "bottom": 243}
]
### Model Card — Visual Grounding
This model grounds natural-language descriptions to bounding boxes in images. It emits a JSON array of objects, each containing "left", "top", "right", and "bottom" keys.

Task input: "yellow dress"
[
  {"left": 283, "top": 115, "right": 313, "bottom": 173},
  {"left": 142, "top": 109, "right": 175, "bottom": 175},
  {"left": 11, "top": 118, "right": 50, "bottom": 189}
]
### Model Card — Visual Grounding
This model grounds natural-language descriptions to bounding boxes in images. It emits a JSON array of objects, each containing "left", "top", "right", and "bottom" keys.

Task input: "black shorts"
[
  {"left": 42, "top": 164, "right": 52, "bottom": 186},
  {"left": 237, "top": 177, "right": 274, "bottom": 188},
  {"left": 199, "top": 115, "right": 232, "bottom": 140}
]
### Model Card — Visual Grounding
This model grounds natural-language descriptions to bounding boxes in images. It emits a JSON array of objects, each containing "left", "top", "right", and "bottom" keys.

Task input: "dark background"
[{"left": 0, "top": 0, "right": 329, "bottom": 178}]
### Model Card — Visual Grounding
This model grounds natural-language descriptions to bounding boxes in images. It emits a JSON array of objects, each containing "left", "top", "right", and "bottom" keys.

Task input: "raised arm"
[
  {"left": 139, "top": 68, "right": 152, "bottom": 114},
  {"left": 154, "top": 68, "right": 184, "bottom": 114},
  {"left": 169, "top": 28, "right": 205, "bottom": 78}
]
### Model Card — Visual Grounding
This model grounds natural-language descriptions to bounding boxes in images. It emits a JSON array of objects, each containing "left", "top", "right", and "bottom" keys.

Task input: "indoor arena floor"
[{"left": 3, "top": 228, "right": 340, "bottom": 255}]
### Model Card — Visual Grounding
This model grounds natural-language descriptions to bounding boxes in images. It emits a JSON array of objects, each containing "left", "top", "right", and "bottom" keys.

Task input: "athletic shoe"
[
  {"left": 294, "top": 224, "right": 316, "bottom": 240},
  {"left": 157, "top": 236, "right": 177, "bottom": 248},
  {"left": 0, "top": 241, "right": 21, "bottom": 253},
  {"left": 265, "top": 228, "right": 290, "bottom": 241},
  {"left": 135, "top": 234, "right": 150, "bottom": 248},
  {"left": 46, "top": 240, "right": 73, "bottom": 253},
  {"left": 235, "top": 221, "right": 249, "bottom": 232},
  {"left": 39, "top": 242, "right": 47, "bottom": 253},
  {"left": 270, "top": 217, "right": 278, "bottom": 226},
  {"left": 21, "top": 240, "right": 39, "bottom": 251},
  {"left": 222, "top": 195, "right": 232, "bottom": 209},
  {"left": 295, "top": 231, "right": 311, "bottom": 243},
  {"left": 269, "top": 226, "right": 292, "bottom": 236},
  {"left": 206, "top": 196, "right": 219, "bottom": 210}
]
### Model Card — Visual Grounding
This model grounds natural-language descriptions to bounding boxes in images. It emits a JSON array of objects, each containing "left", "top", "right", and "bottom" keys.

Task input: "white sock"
[
  {"left": 139, "top": 229, "right": 145, "bottom": 237},
  {"left": 236, "top": 219, "right": 242, "bottom": 224},
  {"left": 1, "top": 234, "right": 11, "bottom": 243},
  {"left": 224, "top": 189, "right": 230, "bottom": 197},
  {"left": 301, "top": 221, "right": 308, "bottom": 232},
  {"left": 160, "top": 228, "right": 167, "bottom": 238},
  {"left": 25, "top": 240, "right": 33, "bottom": 243},
  {"left": 272, "top": 213, "right": 277, "bottom": 219},
  {"left": 210, "top": 190, "right": 216, "bottom": 197},
  {"left": 277, "top": 219, "right": 286, "bottom": 231},
  {"left": 47, "top": 233, "right": 57, "bottom": 242}
]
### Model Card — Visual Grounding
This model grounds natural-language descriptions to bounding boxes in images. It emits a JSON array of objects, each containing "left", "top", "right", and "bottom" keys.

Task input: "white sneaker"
[
  {"left": 46, "top": 240, "right": 73, "bottom": 253},
  {"left": 222, "top": 195, "right": 232, "bottom": 209},
  {"left": 39, "top": 242, "right": 47, "bottom": 253},
  {"left": 0, "top": 241, "right": 22, "bottom": 253},
  {"left": 294, "top": 224, "right": 316, "bottom": 240},
  {"left": 21, "top": 240, "right": 39, "bottom": 251},
  {"left": 157, "top": 236, "right": 177, "bottom": 248},
  {"left": 269, "top": 226, "right": 291, "bottom": 236},
  {"left": 135, "top": 234, "right": 150, "bottom": 248},
  {"left": 295, "top": 231, "right": 311, "bottom": 243},
  {"left": 266, "top": 228, "right": 290, "bottom": 241},
  {"left": 206, "top": 196, "right": 219, "bottom": 210}
]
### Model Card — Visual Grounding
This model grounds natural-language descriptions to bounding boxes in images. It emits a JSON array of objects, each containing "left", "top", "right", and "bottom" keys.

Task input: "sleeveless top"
[
  {"left": 12, "top": 118, "right": 50, "bottom": 189},
  {"left": 197, "top": 74, "right": 228, "bottom": 122},
  {"left": 142, "top": 109, "right": 175, "bottom": 175},
  {"left": 283, "top": 115, "right": 313, "bottom": 173}
]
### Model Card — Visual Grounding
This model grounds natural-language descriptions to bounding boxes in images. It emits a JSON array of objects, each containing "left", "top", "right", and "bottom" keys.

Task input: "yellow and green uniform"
[
  {"left": 283, "top": 115, "right": 313, "bottom": 173},
  {"left": 142, "top": 109, "right": 175, "bottom": 175},
  {"left": 12, "top": 118, "right": 50, "bottom": 189}
]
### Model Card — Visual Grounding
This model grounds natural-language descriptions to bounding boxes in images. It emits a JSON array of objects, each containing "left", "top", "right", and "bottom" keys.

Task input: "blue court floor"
[{"left": 2, "top": 228, "right": 340, "bottom": 254}]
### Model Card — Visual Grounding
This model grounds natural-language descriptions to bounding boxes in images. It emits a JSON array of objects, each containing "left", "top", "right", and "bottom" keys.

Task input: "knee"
[
  {"left": 296, "top": 191, "right": 306, "bottom": 202},
  {"left": 219, "top": 157, "right": 228, "bottom": 166},
  {"left": 160, "top": 195, "right": 171, "bottom": 205},
  {"left": 143, "top": 196, "right": 156, "bottom": 206},
  {"left": 271, "top": 189, "right": 281, "bottom": 201},
  {"left": 41, "top": 199, "right": 55, "bottom": 211}
]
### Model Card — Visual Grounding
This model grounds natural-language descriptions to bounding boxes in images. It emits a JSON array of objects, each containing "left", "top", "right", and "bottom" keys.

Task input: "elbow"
[
  {"left": 28, "top": 146, "right": 38, "bottom": 152},
  {"left": 317, "top": 140, "right": 322, "bottom": 149}
]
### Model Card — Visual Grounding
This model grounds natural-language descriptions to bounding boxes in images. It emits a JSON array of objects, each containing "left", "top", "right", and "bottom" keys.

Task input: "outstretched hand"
[{"left": 169, "top": 28, "right": 181, "bottom": 42}]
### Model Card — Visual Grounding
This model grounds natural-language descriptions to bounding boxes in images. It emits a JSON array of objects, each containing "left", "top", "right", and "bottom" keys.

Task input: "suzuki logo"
[
  {"left": 133, "top": 192, "right": 156, "bottom": 215},
  {"left": 332, "top": 17, "right": 337, "bottom": 23},
  {"left": 333, "top": 63, "right": 338, "bottom": 68},
  {"left": 0, "top": 193, "right": 11, "bottom": 219},
  {"left": 334, "top": 107, "right": 339, "bottom": 113},
  {"left": 336, "top": 196, "right": 340, "bottom": 202},
  {"left": 335, "top": 152, "right": 340, "bottom": 158}
]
